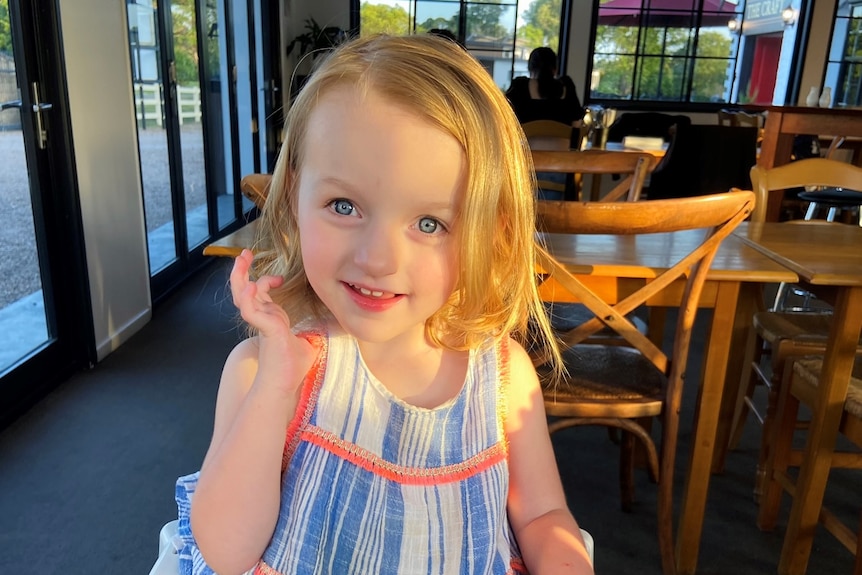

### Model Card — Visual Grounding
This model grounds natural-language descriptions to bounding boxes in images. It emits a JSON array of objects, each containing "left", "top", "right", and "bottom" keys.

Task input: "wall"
[
  {"left": 799, "top": 0, "right": 836, "bottom": 105},
  {"left": 57, "top": 0, "right": 151, "bottom": 360}
]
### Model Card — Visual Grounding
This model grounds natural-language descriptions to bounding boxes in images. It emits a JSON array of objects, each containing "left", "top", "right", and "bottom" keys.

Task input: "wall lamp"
[
  {"left": 782, "top": 5, "right": 797, "bottom": 26},
  {"left": 727, "top": 18, "right": 740, "bottom": 33}
]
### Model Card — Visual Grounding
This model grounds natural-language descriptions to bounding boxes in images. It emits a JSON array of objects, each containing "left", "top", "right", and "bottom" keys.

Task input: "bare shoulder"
[
  {"left": 215, "top": 337, "right": 261, "bottom": 412},
  {"left": 502, "top": 337, "right": 544, "bottom": 412}
]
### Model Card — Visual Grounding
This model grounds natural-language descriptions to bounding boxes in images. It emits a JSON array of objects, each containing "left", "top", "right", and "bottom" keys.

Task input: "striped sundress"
[{"left": 176, "top": 328, "right": 524, "bottom": 575}]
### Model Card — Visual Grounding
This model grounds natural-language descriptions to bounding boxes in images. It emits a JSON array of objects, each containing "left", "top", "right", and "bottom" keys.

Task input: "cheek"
[
  {"left": 298, "top": 218, "right": 334, "bottom": 280},
  {"left": 416, "top": 243, "right": 460, "bottom": 296}
]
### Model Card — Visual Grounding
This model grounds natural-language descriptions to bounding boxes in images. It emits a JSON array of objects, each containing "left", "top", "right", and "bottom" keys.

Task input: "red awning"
[{"left": 597, "top": 0, "right": 740, "bottom": 27}]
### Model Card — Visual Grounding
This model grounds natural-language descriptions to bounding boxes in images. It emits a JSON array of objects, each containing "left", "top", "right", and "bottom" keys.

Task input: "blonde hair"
[{"left": 254, "top": 33, "right": 560, "bottom": 370}]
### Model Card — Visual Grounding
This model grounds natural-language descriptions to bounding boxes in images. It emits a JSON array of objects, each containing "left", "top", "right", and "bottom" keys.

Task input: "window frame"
[{"left": 587, "top": 0, "right": 746, "bottom": 110}]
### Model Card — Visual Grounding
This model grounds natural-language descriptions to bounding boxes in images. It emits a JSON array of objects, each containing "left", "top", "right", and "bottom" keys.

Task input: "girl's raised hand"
[{"left": 230, "top": 249, "right": 316, "bottom": 393}]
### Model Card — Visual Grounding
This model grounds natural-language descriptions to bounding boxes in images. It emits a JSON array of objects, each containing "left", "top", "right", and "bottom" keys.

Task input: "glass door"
[
  {"left": 0, "top": 0, "right": 93, "bottom": 427},
  {"left": 126, "top": 0, "right": 266, "bottom": 301}
]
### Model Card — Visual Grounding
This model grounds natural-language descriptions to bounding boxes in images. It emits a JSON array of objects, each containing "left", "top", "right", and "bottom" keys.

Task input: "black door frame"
[{"left": 1, "top": 0, "right": 95, "bottom": 429}]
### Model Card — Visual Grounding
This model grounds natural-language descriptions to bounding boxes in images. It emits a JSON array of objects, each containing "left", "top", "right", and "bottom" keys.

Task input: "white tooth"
[
  {"left": 359, "top": 287, "right": 372, "bottom": 295},
  {"left": 371, "top": 290, "right": 383, "bottom": 297}
]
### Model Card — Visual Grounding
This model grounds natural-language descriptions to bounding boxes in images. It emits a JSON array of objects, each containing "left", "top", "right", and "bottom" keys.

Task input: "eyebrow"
[{"left": 317, "top": 176, "right": 459, "bottom": 212}]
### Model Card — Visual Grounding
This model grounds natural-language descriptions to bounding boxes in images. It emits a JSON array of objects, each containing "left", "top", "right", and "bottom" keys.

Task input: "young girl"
[{"left": 176, "top": 34, "right": 593, "bottom": 575}]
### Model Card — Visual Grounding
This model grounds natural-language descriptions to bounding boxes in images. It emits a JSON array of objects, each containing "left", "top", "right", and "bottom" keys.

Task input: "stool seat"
[{"left": 797, "top": 187, "right": 862, "bottom": 207}]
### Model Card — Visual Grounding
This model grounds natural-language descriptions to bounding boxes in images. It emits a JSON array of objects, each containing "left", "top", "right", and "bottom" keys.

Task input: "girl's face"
[{"left": 296, "top": 85, "right": 466, "bottom": 352}]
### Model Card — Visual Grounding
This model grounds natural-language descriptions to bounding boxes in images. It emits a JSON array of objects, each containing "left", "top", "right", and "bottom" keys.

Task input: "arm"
[
  {"left": 505, "top": 340, "right": 594, "bottom": 575},
  {"left": 190, "top": 250, "right": 317, "bottom": 575}
]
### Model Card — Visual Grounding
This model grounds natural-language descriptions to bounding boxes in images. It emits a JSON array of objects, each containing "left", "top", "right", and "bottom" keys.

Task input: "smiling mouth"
[{"left": 348, "top": 283, "right": 390, "bottom": 298}]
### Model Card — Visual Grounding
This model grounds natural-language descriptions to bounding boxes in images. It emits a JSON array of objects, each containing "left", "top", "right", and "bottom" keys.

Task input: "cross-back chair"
[
  {"left": 521, "top": 119, "right": 574, "bottom": 151},
  {"left": 531, "top": 149, "right": 654, "bottom": 202},
  {"left": 722, "top": 160, "right": 862, "bottom": 501},
  {"left": 758, "top": 356, "right": 862, "bottom": 575},
  {"left": 533, "top": 190, "right": 755, "bottom": 575},
  {"left": 240, "top": 173, "right": 272, "bottom": 209},
  {"left": 521, "top": 120, "right": 579, "bottom": 199}
]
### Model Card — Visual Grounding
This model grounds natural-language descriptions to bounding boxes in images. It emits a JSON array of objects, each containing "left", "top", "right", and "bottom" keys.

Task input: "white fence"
[{"left": 134, "top": 83, "right": 201, "bottom": 127}]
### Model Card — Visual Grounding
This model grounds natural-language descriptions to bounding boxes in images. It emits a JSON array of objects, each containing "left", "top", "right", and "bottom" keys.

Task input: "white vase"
[
  {"left": 805, "top": 86, "right": 819, "bottom": 107},
  {"left": 819, "top": 87, "right": 832, "bottom": 108}
]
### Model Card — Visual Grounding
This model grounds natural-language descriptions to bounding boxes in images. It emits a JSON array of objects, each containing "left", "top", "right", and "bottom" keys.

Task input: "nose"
[{"left": 353, "top": 223, "right": 401, "bottom": 277}]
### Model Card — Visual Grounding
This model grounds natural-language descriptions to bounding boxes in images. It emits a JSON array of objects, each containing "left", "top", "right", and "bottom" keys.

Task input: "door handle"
[
  {"left": 30, "top": 82, "right": 52, "bottom": 149},
  {"left": 0, "top": 99, "right": 23, "bottom": 111}
]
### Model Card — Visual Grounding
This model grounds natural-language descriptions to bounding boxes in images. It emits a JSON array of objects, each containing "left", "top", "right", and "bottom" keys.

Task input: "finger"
[{"left": 229, "top": 250, "right": 255, "bottom": 305}]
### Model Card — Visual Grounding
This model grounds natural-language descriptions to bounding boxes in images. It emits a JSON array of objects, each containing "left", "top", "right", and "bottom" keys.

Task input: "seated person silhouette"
[{"left": 506, "top": 47, "right": 584, "bottom": 125}]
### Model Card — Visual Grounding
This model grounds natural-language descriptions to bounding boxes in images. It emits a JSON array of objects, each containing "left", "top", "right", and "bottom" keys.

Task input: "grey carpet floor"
[{"left": 0, "top": 260, "right": 856, "bottom": 574}]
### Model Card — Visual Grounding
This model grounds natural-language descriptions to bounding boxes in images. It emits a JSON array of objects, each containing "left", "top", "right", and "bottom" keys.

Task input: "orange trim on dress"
[
  {"left": 301, "top": 425, "right": 508, "bottom": 486},
  {"left": 281, "top": 331, "right": 327, "bottom": 472}
]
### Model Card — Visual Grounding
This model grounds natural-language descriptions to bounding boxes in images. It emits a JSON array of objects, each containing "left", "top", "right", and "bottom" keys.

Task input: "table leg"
[
  {"left": 712, "top": 282, "right": 763, "bottom": 473},
  {"left": 675, "top": 281, "right": 740, "bottom": 575},
  {"left": 777, "top": 286, "right": 862, "bottom": 575}
]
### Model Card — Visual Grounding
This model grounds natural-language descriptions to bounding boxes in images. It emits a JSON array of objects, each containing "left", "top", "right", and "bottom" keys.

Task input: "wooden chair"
[
  {"left": 718, "top": 108, "right": 763, "bottom": 129},
  {"left": 521, "top": 120, "right": 578, "bottom": 199},
  {"left": 723, "top": 158, "right": 862, "bottom": 500},
  {"left": 531, "top": 149, "right": 654, "bottom": 202},
  {"left": 240, "top": 173, "right": 271, "bottom": 209},
  {"left": 758, "top": 356, "right": 862, "bottom": 574},
  {"left": 521, "top": 119, "right": 574, "bottom": 151},
  {"left": 533, "top": 190, "right": 755, "bottom": 575}
]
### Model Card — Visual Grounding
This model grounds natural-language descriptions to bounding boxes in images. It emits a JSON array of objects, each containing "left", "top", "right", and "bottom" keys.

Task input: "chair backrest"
[
  {"left": 240, "top": 173, "right": 272, "bottom": 209},
  {"left": 647, "top": 124, "right": 758, "bottom": 200},
  {"left": 531, "top": 149, "right": 655, "bottom": 202},
  {"left": 606, "top": 112, "right": 692, "bottom": 143},
  {"left": 718, "top": 109, "right": 763, "bottom": 129},
  {"left": 749, "top": 158, "right": 862, "bottom": 222},
  {"left": 521, "top": 119, "right": 574, "bottom": 151},
  {"left": 534, "top": 190, "right": 755, "bottom": 379}
]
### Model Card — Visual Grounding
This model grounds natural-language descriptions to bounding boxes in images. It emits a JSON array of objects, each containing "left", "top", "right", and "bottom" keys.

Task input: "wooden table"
[
  {"left": 202, "top": 219, "right": 260, "bottom": 257},
  {"left": 733, "top": 221, "right": 862, "bottom": 574},
  {"left": 757, "top": 106, "right": 862, "bottom": 221},
  {"left": 541, "top": 226, "right": 797, "bottom": 573},
  {"left": 208, "top": 221, "right": 798, "bottom": 573}
]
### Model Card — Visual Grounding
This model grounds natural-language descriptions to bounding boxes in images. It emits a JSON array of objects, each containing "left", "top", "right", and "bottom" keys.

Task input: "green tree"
[
  {"left": 171, "top": 0, "right": 199, "bottom": 85},
  {"left": 467, "top": 4, "right": 506, "bottom": 39},
  {"left": 361, "top": 2, "right": 410, "bottom": 36},
  {"left": 0, "top": 0, "right": 12, "bottom": 54},
  {"left": 519, "top": 0, "right": 561, "bottom": 50}
]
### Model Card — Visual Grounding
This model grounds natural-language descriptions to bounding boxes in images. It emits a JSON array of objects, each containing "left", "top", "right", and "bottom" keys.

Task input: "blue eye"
[
  {"left": 331, "top": 199, "right": 355, "bottom": 216},
  {"left": 418, "top": 217, "right": 441, "bottom": 234}
]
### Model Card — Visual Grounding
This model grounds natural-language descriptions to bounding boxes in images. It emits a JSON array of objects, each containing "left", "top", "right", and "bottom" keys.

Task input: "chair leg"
[
  {"left": 757, "top": 361, "right": 799, "bottom": 531},
  {"left": 620, "top": 430, "right": 635, "bottom": 513},
  {"left": 727, "top": 327, "right": 763, "bottom": 454},
  {"left": 754, "top": 351, "right": 787, "bottom": 502},
  {"left": 773, "top": 282, "right": 791, "bottom": 311}
]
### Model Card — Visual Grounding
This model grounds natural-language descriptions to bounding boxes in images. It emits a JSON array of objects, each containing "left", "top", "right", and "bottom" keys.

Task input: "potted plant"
[{"left": 287, "top": 18, "right": 347, "bottom": 97}]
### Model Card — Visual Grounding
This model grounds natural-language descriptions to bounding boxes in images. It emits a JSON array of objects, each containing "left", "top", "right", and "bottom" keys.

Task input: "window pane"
[
  {"left": 415, "top": 1, "right": 460, "bottom": 32},
  {"left": 360, "top": 1, "right": 412, "bottom": 36},
  {"left": 465, "top": 2, "right": 516, "bottom": 45},
  {"left": 692, "top": 57, "right": 731, "bottom": 102},
  {"left": 640, "top": 26, "right": 693, "bottom": 56},
  {"left": 591, "top": 53, "right": 635, "bottom": 99},
  {"left": 595, "top": 24, "right": 639, "bottom": 54}
]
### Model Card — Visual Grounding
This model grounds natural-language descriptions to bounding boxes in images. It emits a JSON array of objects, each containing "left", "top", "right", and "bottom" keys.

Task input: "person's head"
[
  {"left": 527, "top": 46, "right": 563, "bottom": 100},
  {"left": 255, "top": 34, "right": 558, "bottom": 360},
  {"left": 528, "top": 47, "right": 557, "bottom": 78},
  {"left": 427, "top": 28, "right": 459, "bottom": 46}
]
